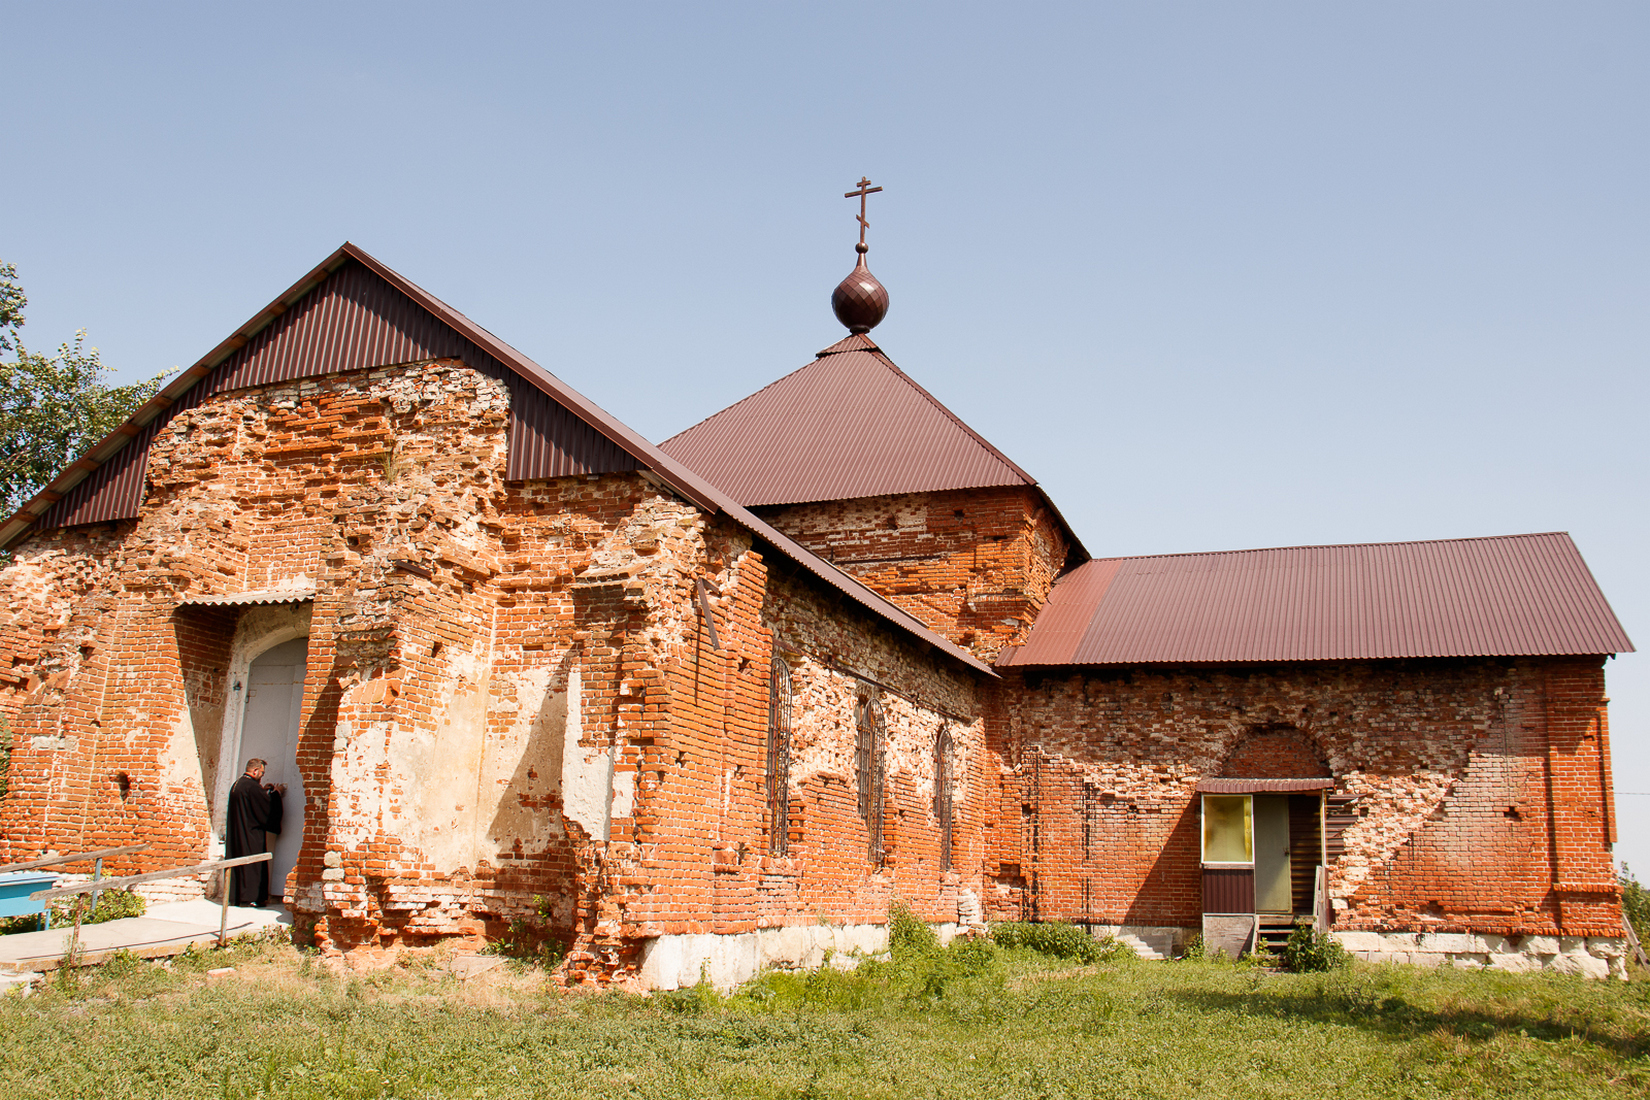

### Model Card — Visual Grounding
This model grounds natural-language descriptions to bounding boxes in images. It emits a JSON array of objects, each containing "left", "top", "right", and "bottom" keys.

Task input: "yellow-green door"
[{"left": 1253, "top": 795, "right": 1292, "bottom": 914}]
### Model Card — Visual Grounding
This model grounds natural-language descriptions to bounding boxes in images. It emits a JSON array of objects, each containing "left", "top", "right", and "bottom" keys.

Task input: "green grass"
[{"left": 0, "top": 932, "right": 1645, "bottom": 1099}]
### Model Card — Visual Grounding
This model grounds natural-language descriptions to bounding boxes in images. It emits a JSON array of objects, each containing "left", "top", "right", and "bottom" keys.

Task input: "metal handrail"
[
  {"left": 30, "top": 852, "right": 273, "bottom": 950},
  {"left": 1, "top": 845, "right": 153, "bottom": 927},
  {"left": 1313, "top": 865, "right": 1329, "bottom": 933}
]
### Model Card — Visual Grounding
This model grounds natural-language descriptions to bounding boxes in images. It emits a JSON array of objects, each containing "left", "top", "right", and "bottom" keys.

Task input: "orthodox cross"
[{"left": 844, "top": 176, "right": 883, "bottom": 247}]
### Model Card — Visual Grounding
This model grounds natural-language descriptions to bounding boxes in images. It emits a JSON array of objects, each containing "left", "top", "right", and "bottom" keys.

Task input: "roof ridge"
[
  {"left": 861, "top": 347, "right": 1037, "bottom": 488},
  {"left": 1082, "top": 531, "right": 1576, "bottom": 566}
]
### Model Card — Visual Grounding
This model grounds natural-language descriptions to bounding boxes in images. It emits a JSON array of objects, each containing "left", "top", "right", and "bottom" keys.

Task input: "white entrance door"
[{"left": 239, "top": 638, "right": 308, "bottom": 903}]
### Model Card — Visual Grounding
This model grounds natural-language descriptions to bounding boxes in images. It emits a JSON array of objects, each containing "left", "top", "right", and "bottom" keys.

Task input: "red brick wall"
[
  {"left": 0, "top": 357, "right": 993, "bottom": 977},
  {"left": 753, "top": 485, "right": 1072, "bottom": 660},
  {"left": 565, "top": 530, "right": 988, "bottom": 981},
  {"left": 1220, "top": 728, "right": 1329, "bottom": 778},
  {"left": 987, "top": 658, "right": 1622, "bottom": 939},
  {"left": 0, "top": 353, "right": 1622, "bottom": 973}
]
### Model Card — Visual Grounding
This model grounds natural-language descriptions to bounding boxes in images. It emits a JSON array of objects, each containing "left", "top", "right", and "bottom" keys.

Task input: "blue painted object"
[{"left": 0, "top": 872, "right": 59, "bottom": 927}]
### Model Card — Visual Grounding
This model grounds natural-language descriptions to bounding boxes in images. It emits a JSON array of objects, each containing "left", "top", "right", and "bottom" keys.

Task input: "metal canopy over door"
[
  {"left": 239, "top": 638, "right": 308, "bottom": 903},
  {"left": 1253, "top": 795, "right": 1293, "bottom": 914}
]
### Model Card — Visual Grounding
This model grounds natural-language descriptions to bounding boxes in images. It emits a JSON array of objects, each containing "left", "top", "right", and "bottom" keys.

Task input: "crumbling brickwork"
[
  {"left": 0, "top": 357, "right": 991, "bottom": 981},
  {"left": 0, "top": 250, "right": 1625, "bottom": 983},
  {"left": 753, "top": 486, "right": 1071, "bottom": 660},
  {"left": 986, "top": 658, "right": 1623, "bottom": 948}
]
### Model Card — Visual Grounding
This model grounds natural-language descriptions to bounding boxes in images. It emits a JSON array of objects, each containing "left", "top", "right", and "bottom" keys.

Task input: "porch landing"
[{"left": 0, "top": 899, "right": 290, "bottom": 974}]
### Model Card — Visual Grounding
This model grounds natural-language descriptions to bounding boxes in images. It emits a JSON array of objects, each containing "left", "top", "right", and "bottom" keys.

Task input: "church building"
[{"left": 0, "top": 192, "right": 1634, "bottom": 982}]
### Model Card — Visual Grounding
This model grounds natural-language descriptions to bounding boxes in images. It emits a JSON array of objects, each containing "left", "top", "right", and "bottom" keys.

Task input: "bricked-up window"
[
  {"left": 766, "top": 658, "right": 794, "bottom": 856},
  {"left": 854, "top": 690, "right": 887, "bottom": 863},
  {"left": 934, "top": 723, "right": 954, "bottom": 871},
  {"left": 1082, "top": 782, "right": 1096, "bottom": 863}
]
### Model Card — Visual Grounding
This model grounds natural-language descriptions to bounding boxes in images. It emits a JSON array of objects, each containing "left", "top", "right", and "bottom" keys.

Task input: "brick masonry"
[
  {"left": 0, "top": 359, "right": 989, "bottom": 982},
  {"left": 973, "top": 659, "right": 1624, "bottom": 973},
  {"left": 0, "top": 354, "right": 1628, "bottom": 981},
  {"left": 753, "top": 485, "right": 1071, "bottom": 662}
]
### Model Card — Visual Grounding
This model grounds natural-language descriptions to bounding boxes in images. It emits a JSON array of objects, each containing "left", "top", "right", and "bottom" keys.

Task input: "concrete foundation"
[
  {"left": 639, "top": 921, "right": 972, "bottom": 991},
  {"left": 1333, "top": 930, "right": 1628, "bottom": 980}
]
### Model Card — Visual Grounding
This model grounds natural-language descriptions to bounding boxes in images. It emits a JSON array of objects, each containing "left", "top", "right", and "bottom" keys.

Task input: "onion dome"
[{"left": 831, "top": 244, "right": 889, "bottom": 334}]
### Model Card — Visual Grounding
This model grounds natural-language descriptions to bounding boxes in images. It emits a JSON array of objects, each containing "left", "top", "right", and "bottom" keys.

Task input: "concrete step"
[{"left": 0, "top": 900, "right": 289, "bottom": 972}]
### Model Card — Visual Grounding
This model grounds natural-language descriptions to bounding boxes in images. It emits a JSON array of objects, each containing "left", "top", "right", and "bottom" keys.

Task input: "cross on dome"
[
  {"left": 832, "top": 176, "right": 890, "bottom": 333},
  {"left": 845, "top": 176, "right": 883, "bottom": 250}
]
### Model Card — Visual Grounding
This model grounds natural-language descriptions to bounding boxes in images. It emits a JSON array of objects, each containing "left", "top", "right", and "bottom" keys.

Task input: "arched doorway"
[
  {"left": 1198, "top": 727, "right": 1333, "bottom": 956},
  {"left": 236, "top": 637, "right": 308, "bottom": 903}
]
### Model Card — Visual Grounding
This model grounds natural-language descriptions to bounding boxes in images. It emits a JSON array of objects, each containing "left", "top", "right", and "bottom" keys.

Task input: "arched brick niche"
[{"left": 1220, "top": 727, "right": 1329, "bottom": 779}]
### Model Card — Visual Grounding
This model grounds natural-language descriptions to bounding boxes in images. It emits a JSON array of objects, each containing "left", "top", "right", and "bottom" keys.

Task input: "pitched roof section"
[
  {"left": 659, "top": 334, "right": 1038, "bottom": 507},
  {"left": 24, "top": 254, "right": 649, "bottom": 534},
  {"left": 0, "top": 243, "right": 994, "bottom": 680},
  {"left": 998, "top": 532, "right": 1633, "bottom": 667}
]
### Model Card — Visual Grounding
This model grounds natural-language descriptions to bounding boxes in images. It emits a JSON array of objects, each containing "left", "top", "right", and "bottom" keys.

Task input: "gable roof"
[
  {"left": 0, "top": 243, "right": 994, "bottom": 679},
  {"left": 997, "top": 532, "right": 1633, "bottom": 667},
  {"left": 660, "top": 334, "right": 1030, "bottom": 503}
]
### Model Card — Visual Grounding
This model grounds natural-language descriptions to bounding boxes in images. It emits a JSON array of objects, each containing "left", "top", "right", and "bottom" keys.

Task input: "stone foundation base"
[
  {"left": 41, "top": 872, "right": 208, "bottom": 907},
  {"left": 133, "top": 875, "right": 210, "bottom": 905},
  {"left": 1084, "top": 924, "right": 1196, "bottom": 961},
  {"left": 1334, "top": 930, "right": 1628, "bottom": 980},
  {"left": 640, "top": 922, "right": 973, "bottom": 991}
]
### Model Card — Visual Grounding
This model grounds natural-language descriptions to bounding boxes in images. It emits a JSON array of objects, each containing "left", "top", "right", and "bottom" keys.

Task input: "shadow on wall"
[
  {"left": 173, "top": 605, "right": 240, "bottom": 815},
  {"left": 1121, "top": 803, "right": 1202, "bottom": 929},
  {"left": 484, "top": 649, "right": 580, "bottom": 932}
]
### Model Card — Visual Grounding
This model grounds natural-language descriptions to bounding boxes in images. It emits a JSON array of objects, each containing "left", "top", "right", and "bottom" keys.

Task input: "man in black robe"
[{"left": 227, "top": 758, "right": 284, "bottom": 906}]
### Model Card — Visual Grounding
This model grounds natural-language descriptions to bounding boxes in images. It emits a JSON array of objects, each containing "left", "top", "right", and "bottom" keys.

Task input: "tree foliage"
[
  {"left": 1620, "top": 863, "right": 1649, "bottom": 961},
  {"left": 0, "top": 261, "right": 172, "bottom": 520}
]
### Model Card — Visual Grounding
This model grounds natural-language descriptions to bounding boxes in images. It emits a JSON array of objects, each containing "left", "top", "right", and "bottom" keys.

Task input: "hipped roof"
[
  {"left": 998, "top": 532, "right": 1633, "bottom": 667},
  {"left": 660, "top": 334, "right": 1088, "bottom": 558},
  {"left": 0, "top": 243, "right": 994, "bottom": 678}
]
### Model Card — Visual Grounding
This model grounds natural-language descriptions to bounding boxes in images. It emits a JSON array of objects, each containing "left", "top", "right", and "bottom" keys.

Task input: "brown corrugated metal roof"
[
  {"left": 659, "top": 334, "right": 1038, "bottom": 506},
  {"left": 1195, "top": 778, "right": 1335, "bottom": 793},
  {"left": 1, "top": 244, "right": 993, "bottom": 680},
  {"left": 178, "top": 587, "right": 316, "bottom": 607},
  {"left": 998, "top": 532, "right": 1634, "bottom": 667}
]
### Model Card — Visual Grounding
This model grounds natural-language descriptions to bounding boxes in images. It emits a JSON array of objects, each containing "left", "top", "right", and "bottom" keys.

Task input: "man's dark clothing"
[{"left": 227, "top": 774, "right": 283, "bottom": 906}]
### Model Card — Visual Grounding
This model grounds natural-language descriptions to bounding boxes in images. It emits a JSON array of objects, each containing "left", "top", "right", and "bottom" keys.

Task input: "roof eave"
[{"left": 997, "top": 650, "right": 1631, "bottom": 670}]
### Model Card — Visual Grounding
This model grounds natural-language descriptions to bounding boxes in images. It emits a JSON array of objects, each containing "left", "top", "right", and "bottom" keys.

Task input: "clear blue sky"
[{"left": 7, "top": 4, "right": 1646, "bottom": 870}]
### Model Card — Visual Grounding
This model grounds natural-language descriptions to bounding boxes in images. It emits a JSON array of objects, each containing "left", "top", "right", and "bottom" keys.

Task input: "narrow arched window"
[
  {"left": 934, "top": 723, "right": 954, "bottom": 871},
  {"left": 854, "top": 690, "right": 886, "bottom": 863},
  {"left": 766, "top": 658, "right": 793, "bottom": 856}
]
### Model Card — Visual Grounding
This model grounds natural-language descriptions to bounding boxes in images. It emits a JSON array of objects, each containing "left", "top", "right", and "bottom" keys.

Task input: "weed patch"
[
  {"left": 990, "top": 920, "right": 1136, "bottom": 964},
  {"left": 1278, "top": 920, "right": 1351, "bottom": 973},
  {"left": 0, "top": 935, "right": 1645, "bottom": 1098}
]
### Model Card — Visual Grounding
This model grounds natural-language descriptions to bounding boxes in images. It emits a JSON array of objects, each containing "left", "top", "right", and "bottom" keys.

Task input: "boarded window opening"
[
  {"left": 934, "top": 723, "right": 954, "bottom": 871},
  {"left": 854, "top": 690, "right": 887, "bottom": 864},
  {"left": 766, "top": 658, "right": 793, "bottom": 856}
]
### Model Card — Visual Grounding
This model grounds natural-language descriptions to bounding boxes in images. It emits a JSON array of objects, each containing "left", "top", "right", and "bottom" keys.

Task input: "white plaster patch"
[
  {"left": 559, "top": 665, "right": 616, "bottom": 842},
  {"left": 638, "top": 922, "right": 897, "bottom": 991},
  {"left": 163, "top": 711, "right": 205, "bottom": 795},
  {"left": 482, "top": 661, "right": 569, "bottom": 857},
  {"left": 563, "top": 747, "right": 615, "bottom": 842},
  {"left": 331, "top": 717, "right": 393, "bottom": 850},
  {"left": 610, "top": 769, "right": 635, "bottom": 819}
]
